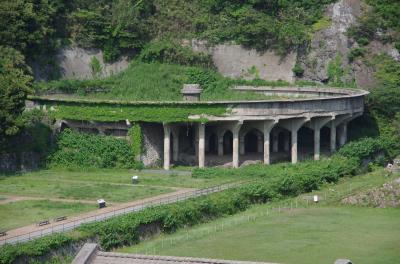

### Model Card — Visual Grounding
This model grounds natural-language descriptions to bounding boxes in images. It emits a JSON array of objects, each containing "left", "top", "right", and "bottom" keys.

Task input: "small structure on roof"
[{"left": 181, "top": 84, "right": 202, "bottom": 101}]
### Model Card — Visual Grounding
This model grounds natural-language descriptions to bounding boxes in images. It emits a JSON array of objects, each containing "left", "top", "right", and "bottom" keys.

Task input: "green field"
[
  {"left": 119, "top": 170, "right": 400, "bottom": 264},
  {"left": 0, "top": 200, "right": 95, "bottom": 230},
  {"left": 0, "top": 168, "right": 249, "bottom": 230}
]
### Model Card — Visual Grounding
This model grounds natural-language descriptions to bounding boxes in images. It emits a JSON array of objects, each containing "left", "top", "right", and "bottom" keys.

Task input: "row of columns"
[{"left": 163, "top": 114, "right": 357, "bottom": 170}]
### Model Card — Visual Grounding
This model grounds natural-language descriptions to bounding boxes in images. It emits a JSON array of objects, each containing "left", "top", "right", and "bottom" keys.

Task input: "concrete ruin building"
[{"left": 28, "top": 86, "right": 368, "bottom": 170}]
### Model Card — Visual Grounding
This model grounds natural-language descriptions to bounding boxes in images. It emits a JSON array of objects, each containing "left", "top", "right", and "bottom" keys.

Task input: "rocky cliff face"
[{"left": 300, "top": 0, "right": 361, "bottom": 84}]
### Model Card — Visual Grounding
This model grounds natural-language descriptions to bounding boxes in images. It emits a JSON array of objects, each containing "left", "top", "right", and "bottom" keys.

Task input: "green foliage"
[
  {"left": 49, "top": 129, "right": 136, "bottom": 169},
  {"left": 90, "top": 57, "right": 103, "bottom": 78},
  {"left": 348, "top": 0, "right": 400, "bottom": 46},
  {"left": 368, "top": 55, "right": 400, "bottom": 119},
  {"left": 326, "top": 54, "right": 353, "bottom": 87},
  {"left": 292, "top": 63, "right": 305, "bottom": 77},
  {"left": 43, "top": 100, "right": 227, "bottom": 123},
  {"left": 1, "top": 135, "right": 397, "bottom": 261},
  {"left": 0, "top": 233, "right": 73, "bottom": 264},
  {"left": 348, "top": 47, "right": 366, "bottom": 62},
  {"left": 0, "top": 46, "right": 32, "bottom": 147},
  {"left": 312, "top": 16, "right": 331, "bottom": 32},
  {"left": 138, "top": 40, "right": 214, "bottom": 68},
  {"left": 128, "top": 124, "right": 142, "bottom": 161}
]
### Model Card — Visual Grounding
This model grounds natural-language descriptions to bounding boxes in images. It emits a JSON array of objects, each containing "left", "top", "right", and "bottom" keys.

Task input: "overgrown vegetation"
[
  {"left": 347, "top": 0, "right": 400, "bottom": 47},
  {"left": 1, "top": 136, "right": 395, "bottom": 263},
  {"left": 49, "top": 129, "right": 138, "bottom": 169}
]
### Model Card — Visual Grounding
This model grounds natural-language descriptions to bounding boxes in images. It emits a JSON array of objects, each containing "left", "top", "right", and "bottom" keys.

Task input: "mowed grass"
[
  {"left": 119, "top": 170, "right": 400, "bottom": 264},
  {"left": 0, "top": 200, "right": 95, "bottom": 230},
  {"left": 0, "top": 168, "right": 247, "bottom": 203}
]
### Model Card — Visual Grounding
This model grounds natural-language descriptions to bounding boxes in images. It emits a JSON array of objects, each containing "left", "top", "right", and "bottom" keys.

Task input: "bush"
[
  {"left": 1, "top": 137, "right": 396, "bottom": 262},
  {"left": 138, "top": 40, "right": 214, "bottom": 68},
  {"left": 292, "top": 63, "right": 305, "bottom": 77},
  {"left": 348, "top": 47, "right": 366, "bottom": 62},
  {"left": 49, "top": 129, "right": 137, "bottom": 169}
]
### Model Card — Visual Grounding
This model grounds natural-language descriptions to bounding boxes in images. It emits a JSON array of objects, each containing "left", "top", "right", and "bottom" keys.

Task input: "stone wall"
[
  {"left": 0, "top": 151, "right": 42, "bottom": 173},
  {"left": 33, "top": 46, "right": 129, "bottom": 80},
  {"left": 141, "top": 123, "right": 164, "bottom": 167},
  {"left": 189, "top": 40, "right": 297, "bottom": 82}
]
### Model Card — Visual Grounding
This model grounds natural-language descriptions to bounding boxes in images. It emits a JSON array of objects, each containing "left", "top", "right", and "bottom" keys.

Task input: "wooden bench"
[
  {"left": 0, "top": 231, "right": 6, "bottom": 237},
  {"left": 54, "top": 216, "right": 67, "bottom": 222},
  {"left": 37, "top": 220, "right": 50, "bottom": 226}
]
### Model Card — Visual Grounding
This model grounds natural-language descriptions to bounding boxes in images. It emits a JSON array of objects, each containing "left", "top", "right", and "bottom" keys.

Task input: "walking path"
[
  {"left": 0, "top": 195, "right": 102, "bottom": 205},
  {"left": 0, "top": 182, "right": 242, "bottom": 246}
]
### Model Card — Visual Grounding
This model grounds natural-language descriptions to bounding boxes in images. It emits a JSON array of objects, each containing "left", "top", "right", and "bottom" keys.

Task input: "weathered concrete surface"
[
  {"left": 190, "top": 40, "right": 296, "bottom": 82},
  {"left": 72, "top": 243, "right": 98, "bottom": 264},
  {"left": 57, "top": 46, "right": 129, "bottom": 80},
  {"left": 141, "top": 123, "right": 163, "bottom": 167}
]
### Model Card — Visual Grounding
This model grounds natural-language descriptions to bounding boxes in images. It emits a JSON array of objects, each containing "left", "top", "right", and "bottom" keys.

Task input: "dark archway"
[
  {"left": 245, "top": 130, "right": 259, "bottom": 153},
  {"left": 321, "top": 126, "right": 330, "bottom": 150},
  {"left": 223, "top": 131, "right": 233, "bottom": 154},
  {"left": 208, "top": 133, "right": 217, "bottom": 154}
]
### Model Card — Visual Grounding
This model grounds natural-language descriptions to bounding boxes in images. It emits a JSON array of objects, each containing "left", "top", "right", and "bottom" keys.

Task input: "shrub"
[
  {"left": 348, "top": 47, "right": 366, "bottom": 62},
  {"left": 49, "top": 129, "right": 136, "bottom": 169},
  {"left": 292, "top": 63, "right": 305, "bottom": 77},
  {"left": 138, "top": 40, "right": 214, "bottom": 68}
]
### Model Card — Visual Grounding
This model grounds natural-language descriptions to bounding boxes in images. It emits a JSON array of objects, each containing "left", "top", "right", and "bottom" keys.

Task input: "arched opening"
[
  {"left": 208, "top": 133, "right": 217, "bottom": 154},
  {"left": 245, "top": 130, "right": 260, "bottom": 153},
  {"left": 278, "top": 131, "right": 285, "bottom": 152},
  {"left": 223, "top": 131, "right": 233, "bottom": 154},
  {"left": 60, "top": 122, "right": 70, "bottom": 132},
  {"left": 321, "top": 126, "right": 331, "bottom": 152},
  {"left": 298, "top": 126, "right": 314, "bottom": 160}
]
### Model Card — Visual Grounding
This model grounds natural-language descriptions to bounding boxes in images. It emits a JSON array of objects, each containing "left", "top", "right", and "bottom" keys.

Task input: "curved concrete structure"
[{"left": 27, "top": 86, "right": 368, "bottom": 169}]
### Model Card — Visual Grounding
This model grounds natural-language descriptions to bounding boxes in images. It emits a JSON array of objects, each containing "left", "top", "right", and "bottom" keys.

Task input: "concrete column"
[
  {"left": 263, "top": 120, "right": 277, "bottom": 165},
  {"left": 198, "top": 123, "right": 205, "bottom": 168},
  {"left": 232, "top": 122, "right": 242, "bottom": 168},
  {"left": 330, "top": 124, "right": 337, "bottom": 152},
  {"left": 257, "top": 135, "right": 263, "bottom": 153},
  {"left": 239, "top": 136, "right": 245, "bottom": 155},
  {"left": 309, "top": 116, "right": 333, "bottom": 161},
  {"left": 291, "top": 130, "right": 298, "bottom": 164},
  {"left": 339, "top": 122, "right": 348, "bottom": 147},
  {"left": 218, "top": 137, "right": 224, "bottom": 156},
  {"left": 172, "top": 131, "right": 179, "bottom": 162},
  {"left": 163, "top": 124, "right": 171, "bottom": 170},
  {"left": 283, "top": 133, "right": 290, "bottom": 152},
  {"left": 280, "top": 118, "right": 308, "bottom": 164},
  {"left": 272, "top": 131, "right": 279, "bottom": 153},
  {"left": 314, "top": 128, "right": 321, "bottom": 160}
]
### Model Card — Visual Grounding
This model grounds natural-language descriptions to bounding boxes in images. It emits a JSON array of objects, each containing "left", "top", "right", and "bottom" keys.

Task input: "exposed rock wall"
[
  {"left": 141, "top": 123, "right": 163, "bottom": 167},
  {"left": 190, "top": 40, "right": 296, "bottom": 82},
  {"left": 300, "top": 0, "right": 362, "bottom": 83},
  {"left": 33, "top": 46, "right": 130, "bottom": 80}
]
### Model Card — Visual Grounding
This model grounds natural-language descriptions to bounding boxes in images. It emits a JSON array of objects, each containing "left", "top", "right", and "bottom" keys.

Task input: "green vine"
[
  {"left": 128, "top": 123, "right": 142, "bottom": 161},
  {"left": 43, "top": 101, "right": 228, "bottom": 123}
]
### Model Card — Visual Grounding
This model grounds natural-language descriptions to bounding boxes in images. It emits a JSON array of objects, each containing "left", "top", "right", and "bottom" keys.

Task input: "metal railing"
[{"left": 0, "top": 181, "right": 244, "bottom": 246}]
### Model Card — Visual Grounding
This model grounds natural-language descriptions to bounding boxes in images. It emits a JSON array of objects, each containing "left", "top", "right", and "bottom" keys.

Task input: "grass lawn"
[
  {"left": 0, "top": 200, "right": 95, "bottom": 230},
  {"left": 118, "top": 170, "right": 400, "bottom": 264},
  {"left": 0, "top": 168, "right": 247, "bottom": 203}
]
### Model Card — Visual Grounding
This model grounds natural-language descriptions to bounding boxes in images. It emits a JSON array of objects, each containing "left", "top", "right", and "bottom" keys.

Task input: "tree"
[{"left": 0, "top": 46, "right": 32, "bottom": 146}]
